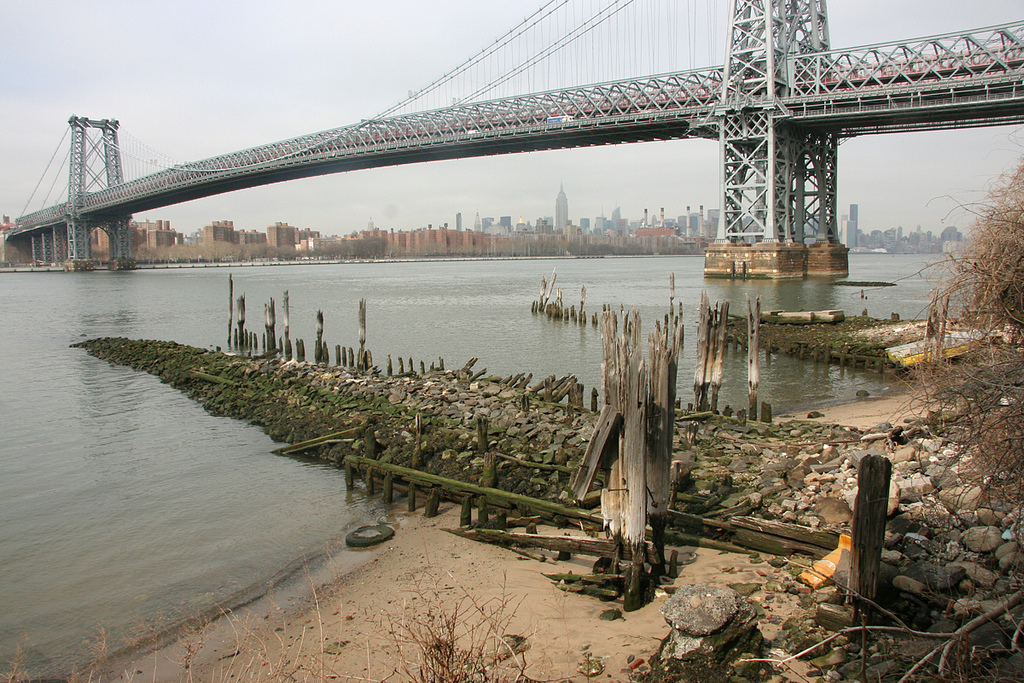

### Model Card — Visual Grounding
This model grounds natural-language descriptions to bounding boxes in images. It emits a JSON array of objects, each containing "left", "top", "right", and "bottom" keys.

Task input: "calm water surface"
[{"left": 0, "top": 253, "right": 939, "bottom": 675}]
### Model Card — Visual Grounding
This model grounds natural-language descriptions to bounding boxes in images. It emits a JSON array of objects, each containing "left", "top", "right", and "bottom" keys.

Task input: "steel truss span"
[{"left": 11, "top": 6, "right": 1024, "bottom": 254}]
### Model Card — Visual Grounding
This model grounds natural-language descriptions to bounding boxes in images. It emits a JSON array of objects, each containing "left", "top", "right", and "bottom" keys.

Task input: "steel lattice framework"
[{"left": 11, "top": 3, "right": 1024, "bottom": 256}]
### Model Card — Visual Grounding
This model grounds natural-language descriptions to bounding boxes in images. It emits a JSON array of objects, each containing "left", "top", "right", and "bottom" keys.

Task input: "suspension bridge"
[{"left": 7, "top": 0, "right": 1024, "bottom": 275}]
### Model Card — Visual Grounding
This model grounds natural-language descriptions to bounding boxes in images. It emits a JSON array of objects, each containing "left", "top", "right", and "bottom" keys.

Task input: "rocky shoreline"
[{"left": 76, "top": 337, "right": 1023, "bottom": 682}]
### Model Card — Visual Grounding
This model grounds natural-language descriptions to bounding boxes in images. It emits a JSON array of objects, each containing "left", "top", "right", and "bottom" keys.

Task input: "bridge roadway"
[{"left": 13, "top": 20, "right": 1024, "bottom": 235}]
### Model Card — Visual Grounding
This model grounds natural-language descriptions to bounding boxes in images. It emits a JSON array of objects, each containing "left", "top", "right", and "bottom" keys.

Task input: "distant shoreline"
[{"left": 0, "top": 249, "right": 906, "bottom": 274}]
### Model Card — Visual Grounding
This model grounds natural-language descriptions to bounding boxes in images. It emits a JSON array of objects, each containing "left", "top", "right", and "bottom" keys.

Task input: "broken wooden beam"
[
  {"left": 344, "top": 454, "right": 601, "bottom": 525},
  {"left": 271, "top": 426, "right": 363, "bottom": 455},
  {"left": 446, "top": 527, "right": 658, "bottom": 563}
]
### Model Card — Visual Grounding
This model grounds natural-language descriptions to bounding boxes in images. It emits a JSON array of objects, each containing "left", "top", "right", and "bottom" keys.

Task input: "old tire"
[{"left": 345, "top": 524, "right": 394, "bottom": 548}]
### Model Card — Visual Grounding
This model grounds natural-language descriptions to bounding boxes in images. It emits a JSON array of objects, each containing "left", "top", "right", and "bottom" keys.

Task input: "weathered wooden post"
[
  {"left": 669, "top": 272, "right": 675, "bottom": 311},
  {"left": 693, "top": 292, "right": 712, "bottom": 411},
  {"left": 314, "top": 310, "right": 324, "bottom": 364},
  {"left": 648, "top": 317, "right": 683, "bottom": 579},
  {"left": 571, "top": 308, "right": 681, "bottom": 611},
  {"left": 460, "top": 495, "right": 473, "bottom": 526},
  {"left": 283, "top": 290, "right": 291, "bottom": 360},
  {"left": 383, "top": 472, "right": 394, "bottom": 504},
  {"left": 850, "top": 454, "right": 892, "bottom": 622},
  {"left": 264, "top": 297, "right": 276, "bottom": 353},
  {"left": 236, "top": 294, "right": 246, "bottom": 352},
  {"left": 228, "top": 274, "right": 234, "bottom": 346},
  {"left": 747, "top": 295, "right": 760, "bottom": 421},
  {"left": 617, "top": 311, "right": 648, "bottom": 612},
  {"left": 424, "top": 487, "right": 440, "bottom": 518},
  {"left": 358, "top": 298, "right": 367, "bottom": 371},
  {"left": 709, "top": 300, "right": 730, "bottom": 413}
]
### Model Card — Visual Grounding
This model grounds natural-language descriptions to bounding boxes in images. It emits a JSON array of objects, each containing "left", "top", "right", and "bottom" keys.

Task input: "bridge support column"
[
  {"left": 99, "top": 216, "right": 134, "bottom": 268},
  {"left": 709, "top": 0, "right": 846, "bottom": 278}
]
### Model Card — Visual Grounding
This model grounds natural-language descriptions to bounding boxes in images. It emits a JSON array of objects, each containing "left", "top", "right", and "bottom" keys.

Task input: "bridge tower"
[
  {"left": 66, "top": 116, "right": 133, "bottom": 266},
  {"left": 709, "top": 0, "right": 847, "bottom": 277}
]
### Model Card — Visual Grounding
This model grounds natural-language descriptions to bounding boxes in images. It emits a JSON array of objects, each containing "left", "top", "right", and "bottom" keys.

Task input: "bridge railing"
[
  {"left": 73, "top": 66, "right": 723, "bottom": 216},
  {"left": 788, "top": 21, "right": 1024, "bottom": 98},
  {"left": 13, "top": 203, "right": 69, "bottom": 233}
]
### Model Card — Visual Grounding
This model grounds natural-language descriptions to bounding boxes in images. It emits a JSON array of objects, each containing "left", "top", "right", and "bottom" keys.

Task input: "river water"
[{"left": 0, "top": 253, "right": 939, "bottom": 676}]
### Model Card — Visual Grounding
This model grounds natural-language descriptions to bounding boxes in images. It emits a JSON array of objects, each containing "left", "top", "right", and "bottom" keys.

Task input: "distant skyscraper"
[
  {"left": 456, "top": 212, "right": 462, "bottom": 231},
  {"left": 555, "top": 183, "right": 569, "bottom": 231},
  {"left": 474, "top": 212, "right": 482, "bottom": 231},
  {"left": 848, "top": 204, "right": 859, "bottom": 247}
]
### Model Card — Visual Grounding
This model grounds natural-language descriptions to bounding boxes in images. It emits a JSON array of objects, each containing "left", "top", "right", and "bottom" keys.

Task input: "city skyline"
[{"left": 2, "top": 1, "right": 1021, "bottom": 239}]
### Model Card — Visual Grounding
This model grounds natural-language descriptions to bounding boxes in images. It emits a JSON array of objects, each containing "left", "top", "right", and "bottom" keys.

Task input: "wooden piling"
[
  {"left": 477, "top": 495, "right": 489, "bottom": 525},
  {"left": 850, "top": 455, "right": 892, "bottom": 622},
  {"left": 358, "top": 298, "right": 366, "bottom": 371},
  {"left": 425, "top": 487, "right": 440, "bottom": 518},
  {"left": 296, "top": 339, "right": 305, "bottom": 363},
  {"left": 648, "top": 314, "right": 684, "bottom": 581},
  {"left": 228, "top": 274, "right": 234, "bottom": 346},
  {"left": 747, "top": 295, "right": 760, "bottom": 421},
  {"left": 315, "top": 310, "right": 324, "bottom": 364},
  {"left": 265, "top": 297, "right": 276, "bottom": 353},
  {"left": 407, "top": 483, "right": 417, "bottom": 512},
  {"left": 236, "top": 294, "right": 246, "bottom": 352},
  {"left": 383, "top": 472, "right": 394, "bottom": 504},
  {"left": 460, "top": 496, "right": 473, "bottom": 526},
  {"left": 693, "top": 292, "right": 712, "bottom": 411},
  {"left": 709, "top": 300, "right": 730, "bottom": 413},
  {"left": 283, "top": 290, "right": 290, "bottom": 360}
]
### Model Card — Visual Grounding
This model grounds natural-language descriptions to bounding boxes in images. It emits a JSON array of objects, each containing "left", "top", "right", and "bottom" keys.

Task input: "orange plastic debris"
[{"left": 798, "top": 534, "right": 851, "bottom": 589}]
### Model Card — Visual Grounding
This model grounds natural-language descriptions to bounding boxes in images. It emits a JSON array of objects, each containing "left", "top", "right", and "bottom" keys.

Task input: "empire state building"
[{"left": 555, "top": 183, "right": 569, "bottom": 231}]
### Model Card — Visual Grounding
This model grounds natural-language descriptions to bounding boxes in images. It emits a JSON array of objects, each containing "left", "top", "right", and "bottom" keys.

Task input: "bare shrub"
[
  {"left": 927, "top": 156, "right": 1024, "bottom": 518},
  {"left": 385, "top": 576, "right": 528, "bottom": 683}
]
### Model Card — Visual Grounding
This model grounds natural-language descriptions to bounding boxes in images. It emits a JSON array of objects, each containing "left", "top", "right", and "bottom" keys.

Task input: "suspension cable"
[
  {"left": 21, "top": 126, "right": 69, "bottom": 216},
  {"left": 40, "top": 147, "right": 70, "bottom": 208},
  {"left": 455, "top": 0, "right": 633, "bottom": 105},
  {"left": 377, "top": 0, "right": 573, "bottom": 118}
]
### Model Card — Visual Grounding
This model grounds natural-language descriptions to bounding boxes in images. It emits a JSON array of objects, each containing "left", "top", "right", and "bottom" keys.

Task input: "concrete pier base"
[
  {"left": 704, "top": 241, "right": 848, "bottom": 279},
  {"left": 63, "top": 259, "right": 96, "bottom": 272},
  {"left": 806, "top": 241, "right": 850, "bottom": 278},
  {"left": 107, "top": 259, "right": 135, "bottom": 271}
]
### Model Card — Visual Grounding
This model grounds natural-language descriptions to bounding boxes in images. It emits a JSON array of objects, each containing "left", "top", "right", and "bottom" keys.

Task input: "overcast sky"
[{"left": 2, "top": 0, "right": 1022, "bottom": 238}]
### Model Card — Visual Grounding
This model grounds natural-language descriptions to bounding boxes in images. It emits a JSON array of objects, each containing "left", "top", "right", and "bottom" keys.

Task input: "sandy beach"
[{"left": 109, "top": 388, "right": 926, "bottom": 683}]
